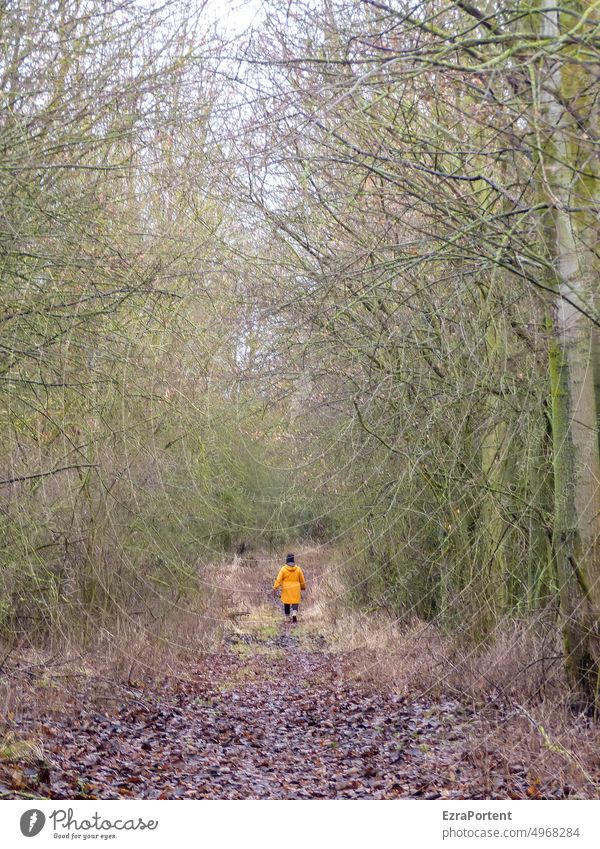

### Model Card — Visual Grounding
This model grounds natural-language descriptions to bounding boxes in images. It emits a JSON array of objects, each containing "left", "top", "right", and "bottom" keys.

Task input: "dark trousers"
[{"left": 284, "top": 603, "right": 299, "bottom": 615}]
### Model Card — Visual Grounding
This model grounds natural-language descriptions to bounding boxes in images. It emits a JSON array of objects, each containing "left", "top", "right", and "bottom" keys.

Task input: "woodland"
[{"left": 1, "top": 0, "right": 600, "bottom": 800}]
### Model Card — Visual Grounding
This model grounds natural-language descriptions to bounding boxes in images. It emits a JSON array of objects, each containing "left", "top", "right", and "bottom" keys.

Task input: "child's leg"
[
  {"left": 291, "top": 604, "right": 299, "bottom": 622},
  {"left": 283, "top": 603, "right": 291, "bottom": 620}
]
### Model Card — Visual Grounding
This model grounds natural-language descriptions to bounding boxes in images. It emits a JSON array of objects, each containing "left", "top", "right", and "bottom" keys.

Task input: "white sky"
[{"left": 206, "top": 0, "right": 265, "bottom": 36}]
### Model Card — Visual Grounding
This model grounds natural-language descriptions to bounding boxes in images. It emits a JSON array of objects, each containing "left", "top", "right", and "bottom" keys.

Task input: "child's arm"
[
  {"left": 273, "top": 568, "right": 284, "bottom": 591},
  {"left": 299, "top": 568, "right": 306, "bottom": 590}
]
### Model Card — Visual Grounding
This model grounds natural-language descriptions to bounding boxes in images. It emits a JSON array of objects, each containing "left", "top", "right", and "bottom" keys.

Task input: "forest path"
[
  {"left": 0, "top": 552, "right": 529, "bottom": 799},
  {"left": 26, "top": 605, "right": 530, "bottom": 800},
  {"left": 38, "top": 618, "right": 454, "bottom": 798}
]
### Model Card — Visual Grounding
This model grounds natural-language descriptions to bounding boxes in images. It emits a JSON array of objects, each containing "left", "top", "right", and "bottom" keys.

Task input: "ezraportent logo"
[{"left": 20, "top": 810, "right": 46, "bottom": 837}]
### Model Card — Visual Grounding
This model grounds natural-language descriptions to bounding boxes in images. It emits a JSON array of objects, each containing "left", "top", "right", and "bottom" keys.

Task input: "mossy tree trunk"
[{"left": 540, "top": 0, "right": 600, "bottom": 706}]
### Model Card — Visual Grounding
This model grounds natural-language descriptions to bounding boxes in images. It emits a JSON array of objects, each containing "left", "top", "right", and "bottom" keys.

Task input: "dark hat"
[{"left": 286, "top": 553, "right": 295, "bottom": 564}]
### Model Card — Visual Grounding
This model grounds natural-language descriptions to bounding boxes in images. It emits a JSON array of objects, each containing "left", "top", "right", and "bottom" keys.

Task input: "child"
[{"left": 273, "top": 553, "right": 306, "bottom": 623}]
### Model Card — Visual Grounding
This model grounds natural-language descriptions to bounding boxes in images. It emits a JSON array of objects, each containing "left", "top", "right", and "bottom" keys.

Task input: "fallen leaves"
[{"left": 0, "top": 629, "right": 569, "bottom": 800}]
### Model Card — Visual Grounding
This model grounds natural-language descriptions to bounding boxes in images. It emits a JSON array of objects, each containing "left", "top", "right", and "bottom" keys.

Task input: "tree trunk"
[
  {"left": 479, "top": 286, "right": 509, "bottom": 631},
  {"left": 540, "top": 0, "right": 600, "bottom": 706}
]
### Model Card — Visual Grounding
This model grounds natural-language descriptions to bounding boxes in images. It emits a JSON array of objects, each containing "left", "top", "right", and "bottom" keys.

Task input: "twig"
[{"left": 0, "top": 464, "right": 98, "bottom": 486}]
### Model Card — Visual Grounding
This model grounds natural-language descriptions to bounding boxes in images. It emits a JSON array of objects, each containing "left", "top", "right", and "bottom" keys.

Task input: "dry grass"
[
  {"left": 319, "top": 597, "right": 600, "bottom": 797},
  {"left": 0, "top": 731, "right": 44, "bottom": 763},
  {"left": 0, "top": 560, "right": 230, "bottom": 737},
  {"left": 323, "top": 611, "right": 562, "bottom": 702}
]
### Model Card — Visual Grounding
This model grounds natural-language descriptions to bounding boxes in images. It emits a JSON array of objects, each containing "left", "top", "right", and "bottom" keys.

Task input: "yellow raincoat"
[{"left": 273, "top": 564, "right": 306, "bottom": 604}]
